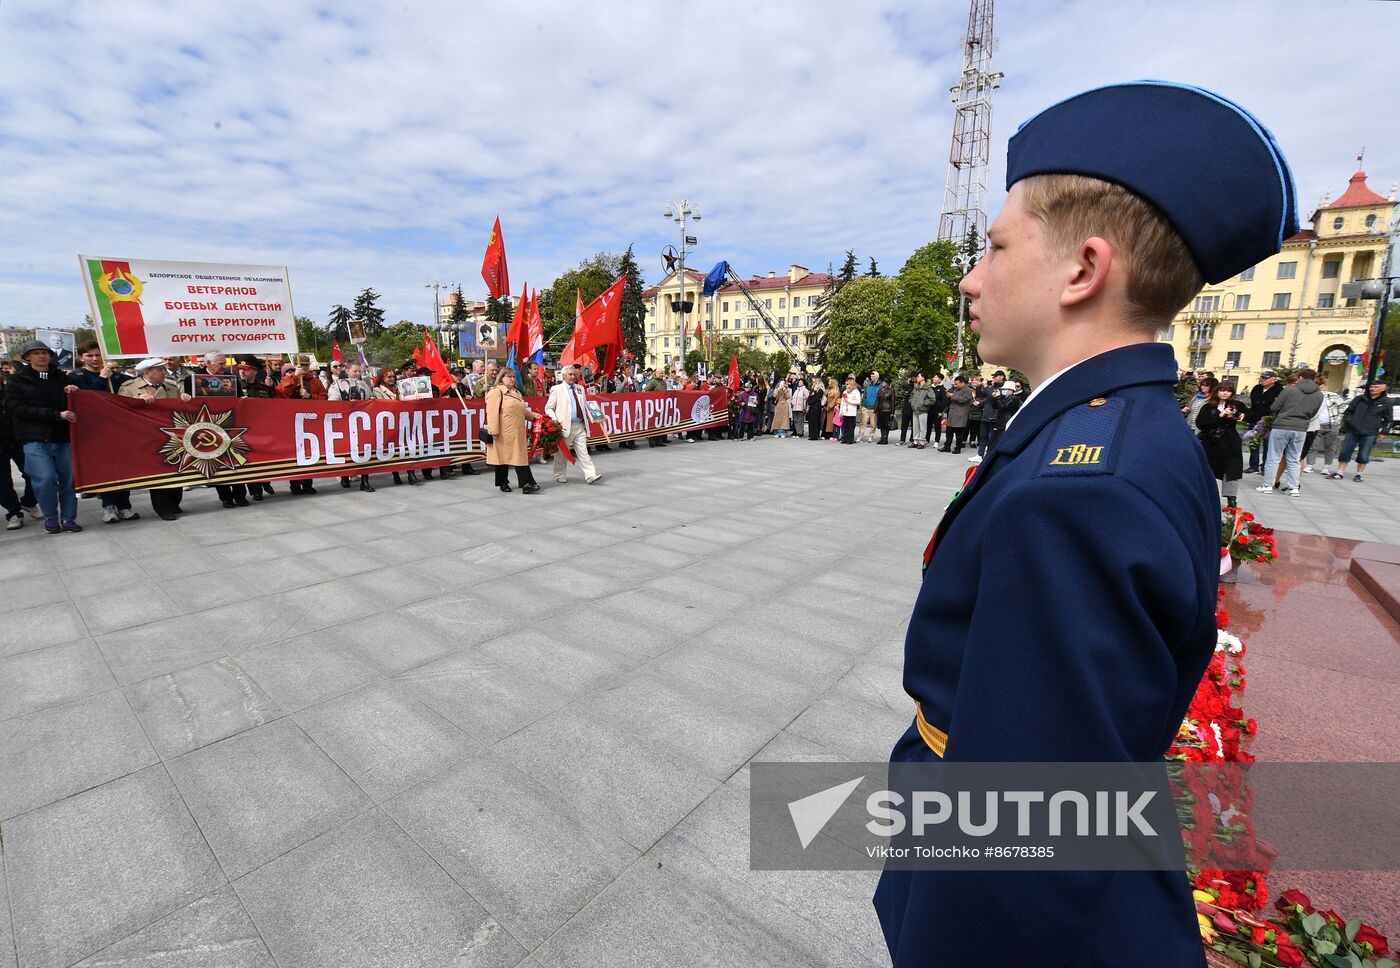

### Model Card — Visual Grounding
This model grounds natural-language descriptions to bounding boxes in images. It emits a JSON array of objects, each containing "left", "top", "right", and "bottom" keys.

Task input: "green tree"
[
  {"left": 838, "top": 250, "right": 859, "bottom": 283},
  {"left": 892, "top": 241, "right": 960, "bottom": 376},
  {"left": 485, "top": 294, "right": 513, "bottom": 329},
  {"left": 819, "top": 277, "right": 900, "bottom": 378},
  {"left": 867, "top": 257, "right": 881, "bottom": 278},
  {"left": 956, "top": 225, "right": 982, "bottom": 368},
  {"left": 295, "top": 315, "right": 326, "bottom": 358},
  {"left": 352, "top": 288, "right": 386, "bottom": 338},
  {"left": 702, "top": 336, "right": 773, "bottom": 376},
  {"left": 450, "top": 285, "right": 469, "bottom": 325},
  {"left": 368, "top": 320, "right": 427, "bottom": 369},
  {"left": 812, "top": 251, "right": 859, "bottom": 371},
  {"left": 539, "top": 254, "right": 617, "bottom": 347},
  {"left": 327, "top": 304, "right": 353, "bottom": 342},
  {"left": 617, "top": 244, "right": 648, "bottom": 363}
]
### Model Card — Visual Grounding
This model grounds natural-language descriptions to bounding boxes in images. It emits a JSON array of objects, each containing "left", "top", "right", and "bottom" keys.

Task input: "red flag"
[
  {"left": 576, "top": 275, "right": 627, "bottom": 376},
  {"left": 419, "top": 331, "right": 455, "bottom": 393},
  {"left": 560, "top": 288, "right": 585, "bottom": 367},
  {"left": 481, "top": 216, "right": 510, "bottom": 300},
  {"left": 526, "top": 288, "right": 544, "bottom": 364},
  {"left": 693, "top": 316, "right": 703, "bottom": 344},
  {"left": 331, "top": 340, "right": 345, "bottom": 364},
  {"left": 505, "top": 284, "right": 528, "bottom": 352},
  {"left": 727, "top": 354, "right": 740, "bottom": 392}
]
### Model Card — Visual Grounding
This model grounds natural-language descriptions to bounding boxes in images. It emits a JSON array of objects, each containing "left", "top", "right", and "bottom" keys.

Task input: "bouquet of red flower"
[
  {"left": 1200, "top": 888, "right": 1393, "bottom": 967},
  {"left": 1223, "top": 508, "right": 1278, "bottom": 566},
  {"left": 529, "top": 414, "right": 574, "bottom": 463}
]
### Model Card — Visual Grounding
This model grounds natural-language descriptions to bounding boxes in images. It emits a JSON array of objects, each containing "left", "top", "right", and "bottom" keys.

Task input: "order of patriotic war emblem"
[{"left": 158, "top": 405, "right": 252, "bottom": 478}]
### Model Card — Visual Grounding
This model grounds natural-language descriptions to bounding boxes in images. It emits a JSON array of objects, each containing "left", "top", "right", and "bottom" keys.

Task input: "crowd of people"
[
  {"left": 3, "top": 335, "right": 1391, "bottom": 535},
  {"left": 1187, "top": 367, "right": 1390, "bottom": 508},
  {"left": 0, "top": 341, "right": 747, "bottom": 534},
  {"left": 727, "top": 367, "right": 1028, "bottom": 459}
]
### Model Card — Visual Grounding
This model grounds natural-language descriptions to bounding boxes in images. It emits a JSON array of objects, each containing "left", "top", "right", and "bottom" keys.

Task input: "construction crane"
[
  {"left": 937, "top": 0, "right": 1002, "bottom": 250},
  {"left": 710, "top": 263, "right": 807, "bottom": 369}
]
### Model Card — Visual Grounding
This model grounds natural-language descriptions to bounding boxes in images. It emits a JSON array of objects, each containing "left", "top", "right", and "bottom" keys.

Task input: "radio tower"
[{"left": 937, "top": 0, "right": 1003, "bottom": 251}]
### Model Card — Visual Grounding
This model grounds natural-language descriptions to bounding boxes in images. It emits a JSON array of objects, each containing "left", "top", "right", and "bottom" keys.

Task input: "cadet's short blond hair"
[{"left": 1019, "top": 174, "right": 1205, "bottom": 333}]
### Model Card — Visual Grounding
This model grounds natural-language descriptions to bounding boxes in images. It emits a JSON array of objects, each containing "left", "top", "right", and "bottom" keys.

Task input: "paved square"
[{"left": 0, "top": 435, "right": 1393, "bottom": 967}]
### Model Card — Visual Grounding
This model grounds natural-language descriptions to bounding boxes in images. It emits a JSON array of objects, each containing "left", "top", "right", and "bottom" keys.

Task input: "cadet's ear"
[{"left": 1059, "top": 236, "right": 1115, "bottom": 309}]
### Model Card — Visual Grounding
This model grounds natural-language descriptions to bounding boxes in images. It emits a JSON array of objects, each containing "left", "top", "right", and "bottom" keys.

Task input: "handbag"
[
  {"left": 833, "top": 411, "right": 844, "bottom": 427},
  {"left": 479, "top": 391, "right": 502, "bottom": 444}
]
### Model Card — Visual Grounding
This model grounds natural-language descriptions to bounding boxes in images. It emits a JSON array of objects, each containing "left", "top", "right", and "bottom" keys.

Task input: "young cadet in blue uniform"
[{"left": 873, "top": 82, "right": 1297, "bottom": 967}]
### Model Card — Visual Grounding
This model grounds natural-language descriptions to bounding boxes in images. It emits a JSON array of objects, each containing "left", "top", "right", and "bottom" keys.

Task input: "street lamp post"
[
  {"left": 426, "top": 279, "right": 458, "bottom": 358},
  {"left": 663, "top": 200, "right": 701, "bottom": 377},
  {"left": 952, "top": 251, "right": 972, "bottom": 374}
]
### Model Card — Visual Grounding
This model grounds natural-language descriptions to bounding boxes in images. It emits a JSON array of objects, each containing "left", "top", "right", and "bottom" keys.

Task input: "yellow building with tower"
[
  {"left": 1157, "top": 166, "right": 1395, "bottom": 392},
  {"left": 642, "top": 264, "right": 835, "bottom": 370}
]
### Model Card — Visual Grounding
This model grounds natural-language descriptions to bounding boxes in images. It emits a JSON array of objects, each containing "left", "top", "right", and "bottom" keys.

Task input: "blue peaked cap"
[{"left": 1006, "top": 81, "right": 1298, "bottom": 284}]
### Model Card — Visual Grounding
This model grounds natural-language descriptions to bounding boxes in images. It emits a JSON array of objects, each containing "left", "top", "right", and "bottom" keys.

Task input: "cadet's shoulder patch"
[{"left": 1033, "top": 396, "right": 1129, "bottom": 477}]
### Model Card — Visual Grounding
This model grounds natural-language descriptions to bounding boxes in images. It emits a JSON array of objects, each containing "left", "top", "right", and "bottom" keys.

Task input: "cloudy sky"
[{"left": 2, "top": 0, "right": 1396, "bottom": 332}]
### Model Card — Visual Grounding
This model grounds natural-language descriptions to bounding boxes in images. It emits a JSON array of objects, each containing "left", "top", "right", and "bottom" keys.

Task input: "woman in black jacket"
[
  {"left": 875, "top": 378, "right": 895, "bottom": 444},
  {"left": 806, "top": 379, "right": 825, "bottom": 440},
  {"left": 1195, "top": 383, "right": 1247, "bottom": 508}
]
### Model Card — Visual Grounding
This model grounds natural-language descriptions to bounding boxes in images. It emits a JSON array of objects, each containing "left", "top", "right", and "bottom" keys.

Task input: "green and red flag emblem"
[{"left": 86, "top": 258, "right": 149, "bottom": 356}]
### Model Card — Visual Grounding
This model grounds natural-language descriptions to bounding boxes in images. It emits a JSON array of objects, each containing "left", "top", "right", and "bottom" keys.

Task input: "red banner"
[{"left": 71, "top": 388, "right": 728, "bottom": 493}]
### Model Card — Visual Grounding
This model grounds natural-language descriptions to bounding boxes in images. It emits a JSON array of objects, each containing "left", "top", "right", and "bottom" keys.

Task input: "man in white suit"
[{"left": 544, "top": 365, "right": 601, "bottom": 485}]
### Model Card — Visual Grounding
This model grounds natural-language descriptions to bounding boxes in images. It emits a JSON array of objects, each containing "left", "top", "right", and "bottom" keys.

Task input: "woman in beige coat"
[
  {"left": 484, "top": 368, "right": 541, "bottom": 493},
  {"left": 771, "top": 380, "right": 792, "bottom": 437},
  {"left": 823, "top": 378, "right": 840, "bottom": 439}
]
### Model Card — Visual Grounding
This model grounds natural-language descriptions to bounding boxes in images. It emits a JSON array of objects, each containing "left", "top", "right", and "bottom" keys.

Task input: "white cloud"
[{"left": 1, "top": 0, "right": 1395, "bottom": 333}]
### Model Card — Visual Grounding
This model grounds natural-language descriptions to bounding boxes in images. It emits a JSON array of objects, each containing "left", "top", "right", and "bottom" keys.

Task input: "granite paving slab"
[
  {"left": 72, "top": 886, "right": 275, "bottom": 968},
  {"left": 234, "top": 809, "right": 525, "bottom": 968},
  {"left": 530, "top": 862, "right": 806, "bottom": 968},
  {"left": 125, "top": 657, "right": 284, "bottom": 759},
  {"left": 293, "top": 682, "right": 481, "bottom": 803},
  {"left": 0, "top": 640, "right": 116, "bottom": 721},
  {"left": 166, "top": 718, "right": 371, "bottom": 878},
  {"left": 493, "top": 704, "right": 719, "bottom": 850},
  {"left": 4, "top": 765, "right": 224, "bottom": 968},
  {"left": 385, "top": 752, "right": 638, "bottom": 949},
  {"left": 0, "top": 689, "right": 158, "bottom": 819}
]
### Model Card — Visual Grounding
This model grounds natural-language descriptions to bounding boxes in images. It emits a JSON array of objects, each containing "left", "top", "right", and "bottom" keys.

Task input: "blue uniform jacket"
[{"left": 874, "top": 343, "right": 1218, "bottom": 968}]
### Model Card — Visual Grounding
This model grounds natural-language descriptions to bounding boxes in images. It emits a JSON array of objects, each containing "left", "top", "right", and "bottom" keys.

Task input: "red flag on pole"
[
  {"left": 576, "top": 275, "right": 627, "bottom": 376},
  {"left": 527, "top": 288, "right": 544, "bottom": 364},
  {"left": 505, "top": 284, "right": 528, "bottom": 352},
  {"left": 727, "top": 354, "right": 740, "bottom": 392},
  {"left": 419, "top": 331, "right": 455, "bottom": 394},
  {"left": 560, "top": 288, "right": 585, "bottom": 367},
  {"left": 481, "top": 217, "right": 510, "bottom": 300},
  {"left": 693, "top": 317, "right": 703, "bottom": 345},
  {"left": 331, "top": 340, "right": 345, "bottom": 364}
]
